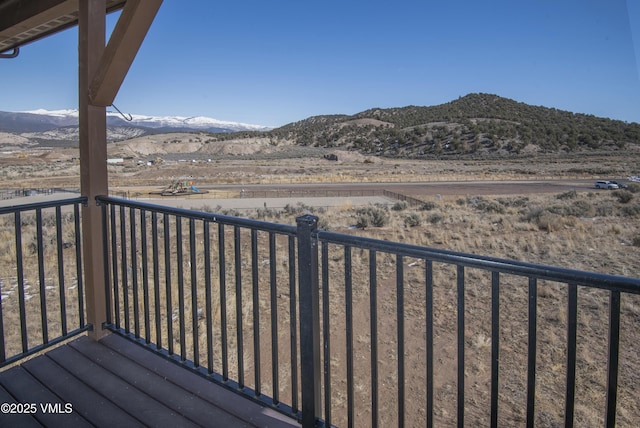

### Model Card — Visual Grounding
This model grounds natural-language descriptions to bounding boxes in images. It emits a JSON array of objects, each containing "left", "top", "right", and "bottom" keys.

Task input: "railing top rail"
[
  {"left": 0, "top": 196, "right": 88, "bottom": 215},
  {"left": 316, "top": 229, "right": 640, "bottom": 294},
  {"left": 96, "top": 195, "right": 297, "bottom": 236}
]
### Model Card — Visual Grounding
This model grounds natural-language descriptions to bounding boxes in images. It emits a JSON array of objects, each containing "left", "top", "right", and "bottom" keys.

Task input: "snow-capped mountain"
[
  {"left": 0, "top": 108, "right": 271, "bottom": 134},
  {"left": 114, "top": 112, "right": 271, "bottom": 132}
]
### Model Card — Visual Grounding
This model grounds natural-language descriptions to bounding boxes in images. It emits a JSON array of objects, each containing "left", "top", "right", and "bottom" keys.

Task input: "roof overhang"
[{"left": 0, "top": 0, "right": 127, "bottom": 55}]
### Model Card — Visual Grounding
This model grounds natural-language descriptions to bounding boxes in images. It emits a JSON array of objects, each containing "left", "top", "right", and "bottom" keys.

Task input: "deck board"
[
  {"left": 22, "top": 354, "right": 144, "bottom": 427},
  {"left": 0, "top": 334, "right": 300, "bottom": 428},
  {"left": 98, "top": 333, "right": 299, "bottom": 427},
  {"left": 0, "top": 365, "right": 92, "bottom": 427},
  {"left": 0, "top": 384, "right": 42, "bottom": 428},
  {"left": 68, "top": 337, "right": 251, "bottom": 427}
]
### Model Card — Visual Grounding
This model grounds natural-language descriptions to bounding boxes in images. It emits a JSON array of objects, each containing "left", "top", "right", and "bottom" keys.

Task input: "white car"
[{"left": 594, "top": 180, "right": 619, "bottom": 189}]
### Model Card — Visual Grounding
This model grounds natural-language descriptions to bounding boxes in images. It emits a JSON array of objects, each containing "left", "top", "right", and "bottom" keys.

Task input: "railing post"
[
  {"left": 79, "top": 0, "right": 109, "bottom": 341},
  {"left": 297, "top": 214, "right": 321, "bottom": 428}
]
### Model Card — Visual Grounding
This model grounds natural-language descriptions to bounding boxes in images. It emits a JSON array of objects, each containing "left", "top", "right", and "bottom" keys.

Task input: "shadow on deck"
[{"left": 0, "top": 334, "right": 300, "bottom": 427}]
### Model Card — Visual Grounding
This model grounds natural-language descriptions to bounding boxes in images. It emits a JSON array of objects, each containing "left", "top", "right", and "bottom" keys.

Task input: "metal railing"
[
  {"left": 311, "top": 226, "right": 640, "bottom": 428},
  {"left": 0, "top": 197, "right": 89, "bottom": 367},
  {"left": 97, "top": 195, "right": 302, "bottom": 417},
  {"left": 97, "top": 196, "right": 640, "bottom": 427}
]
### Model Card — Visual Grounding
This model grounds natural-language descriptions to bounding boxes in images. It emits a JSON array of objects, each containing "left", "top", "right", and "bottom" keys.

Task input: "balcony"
[{"left": 0, "top": 195, "right": 638, "bottom": 427}]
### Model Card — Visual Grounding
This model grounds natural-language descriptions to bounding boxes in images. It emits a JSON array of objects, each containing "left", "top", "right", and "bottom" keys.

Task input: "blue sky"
[{"left": 1, "top": 0, "right": 639, "bottom": 127}]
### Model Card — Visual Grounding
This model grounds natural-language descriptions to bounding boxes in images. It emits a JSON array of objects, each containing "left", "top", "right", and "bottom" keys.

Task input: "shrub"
[
  {"left": 283, "top": 203, "right": 306, "bottom": 216},
  {"left": 356, "top": 206, "right": 390, "bottom": 228},
  {"left": 281, "top": 202, "right": 320, "bottom": 216},
  {"left": 392, "top": 201, "right": 408, "bottom": 211},
  {"left": 547, "top": 200, "right": 594, "bottom": 217},
  {"left": 317, "top": 217, "right": 331, "bottom": 231},
  {"left": 420, "top": 201, "right": 438, "bottom": 211},
  {"left": 498, "top": 196, "right": 529, "bottom": 207},
  {"left": 627, "top": 183, "right": 640, "bottom": 194},
  {"left": 220, "top": 208, "right": 240, "bottom": 217},
  {"left": 595, "top": 205, "right": 614, "bottom": 217},
  {"left": 466, "top": 196, "right": 505, "bottom": 214},
  {"left": 254, "top": 207, "right": 280, "bottom": 219},
  {"left": 404, "top": 213, "right": 421, "bottom": 227},
  {"left": 428, "top": 213, "right": 444, "bottom": 224},
  {"left": 612, "top": 190, "right": 633, "bottom": 204},
  {"left": 536, "top": 212, "right": 563, "bottom": 232},
  {"left": 620, "top": 203, "right": 640, "bottom": 217},
  {"left": 522, "top": 206, "right": 545, "bottom": 223},
  {"left": 556, "top": 190, "right": 577, "bottom": 200}
]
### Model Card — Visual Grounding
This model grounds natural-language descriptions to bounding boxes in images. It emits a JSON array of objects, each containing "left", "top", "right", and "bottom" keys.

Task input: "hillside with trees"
[{"left": 208, "top": 93, "right": 640, "bottom": 158}]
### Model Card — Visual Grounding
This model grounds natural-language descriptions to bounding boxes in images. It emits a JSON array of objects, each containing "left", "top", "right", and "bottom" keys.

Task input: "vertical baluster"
[
  {"left": 490, "top": 271, "right": 500, "bottom": 428},
  {"left": 605, "top": 290, "right": 621, "bottom": 428},
  {"left": 152, "top": 212, "right": 162, "bottom": 349},
  {"left": 163, "top": 213, "right": 173, "bottom": 355},
  {"left": 322, "top": 242, "right": 331, "bottom": 426},
  {"left": 76, "top": 203, "right": 85, "bottom": 328},
  {"left": 565, "top": 283, "right": 578, "bottom": 428},
  {"left": 345, "top": 246, "right": 354, "bottom": 428},
  {"left": 457, "top": 265, "right": 465, "bottom": 428},
  {"left": 219, "top": 223, "right": 228, "bottom": 381},
  {"left": 36, "top": 208, "right": 48, "bottom": 344},
  {"left": 426, "top": 260, "right": 434, "bottom": 428},
  {"left": 204, "top": 221, "right": 214, "bottom": 374},
  {"left": 110, "top": 204, "right": 120, "bottom": 328},
  {"left": 190, "top": 218, "right": 199, "bottom": 367},
  {"left": 269, "top": 232, "right": 279, "bottom": 404},
  {"left": 288, "top": 234, "right": 298, "bottom": 413},
  {"left": 526, "top": 277, "right": 537, "bottom": 428},
  {"left": 370, "top": 250, "right": 378, "bottom": 428},
  {"left": 14, "top": 211, "right": 28, "bottom": 352},
  {"left": 251, "top": 229, "right": 261, "bottom": 396},
  {"left": 176, "top": 216, "right": 186, "bottom": 361},
  {"left": 55, "top": 206, "right": 67, "bottom": 336},
  {"left": 140, "top": 210, "right": 150, "bottom": 343},
  {"left": 234, "top": 225, "right": 244, "bottom": 387},
  {"left": 119, "top": 205, "right": 129, "bottom": 333},
  {"left": 397, "top": 255, "right": 405, "bottom": 428},
  {"left": 129, "top": 207, "right": 139, "bottom": 338}
]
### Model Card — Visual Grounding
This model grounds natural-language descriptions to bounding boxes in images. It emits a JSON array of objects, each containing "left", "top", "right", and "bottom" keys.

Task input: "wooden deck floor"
[{"left": 0, "top": 334, "right": 300, "bottom": 427}]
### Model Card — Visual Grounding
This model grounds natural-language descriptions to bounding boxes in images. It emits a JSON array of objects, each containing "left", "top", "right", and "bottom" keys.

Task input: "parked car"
[
  {"left": 595, "top": 180, "right": 619, "bottom": 189},
  {"left": 608, "top": 180, "right": 628, "bottom": 189}
]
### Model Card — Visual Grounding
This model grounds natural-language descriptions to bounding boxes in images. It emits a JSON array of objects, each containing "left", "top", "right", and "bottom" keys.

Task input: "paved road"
[{"left": 201, "top": 179, "right": 597, "bottom": 197}]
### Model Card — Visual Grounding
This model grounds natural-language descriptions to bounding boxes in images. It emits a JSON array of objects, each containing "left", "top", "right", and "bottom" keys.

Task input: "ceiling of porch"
[{"left": 0, "top": 0, "right": 127, "bottom": 54}]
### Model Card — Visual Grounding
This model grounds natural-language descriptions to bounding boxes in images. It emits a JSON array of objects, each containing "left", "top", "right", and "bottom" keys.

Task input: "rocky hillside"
[{"left": 216, "top": 93, "right": 640, "bottom": 158}]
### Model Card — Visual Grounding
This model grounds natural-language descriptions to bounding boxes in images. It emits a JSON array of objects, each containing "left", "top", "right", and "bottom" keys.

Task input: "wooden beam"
[
  {"left": 89, "top": 0, "right": 162, "bottom": 106},
  {"left": 79, "top": 0, "right": 109, "bottom": 341}
]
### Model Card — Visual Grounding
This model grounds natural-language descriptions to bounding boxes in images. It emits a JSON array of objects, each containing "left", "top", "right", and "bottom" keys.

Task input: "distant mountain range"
[
  {"left": 0, "top": 109, "right": 272, "bottom": 146},
  {"left": 2, "top": 94, "right": 639, "bottom": 158}
]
